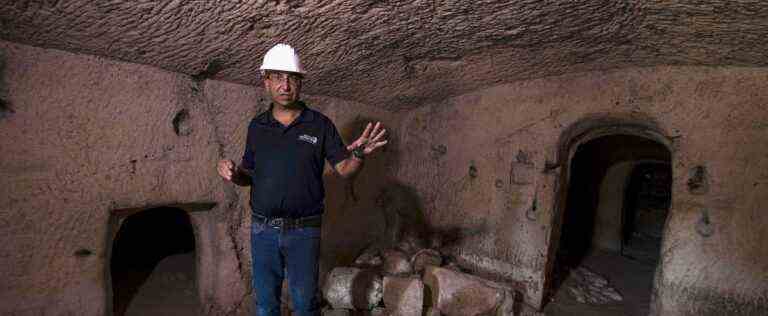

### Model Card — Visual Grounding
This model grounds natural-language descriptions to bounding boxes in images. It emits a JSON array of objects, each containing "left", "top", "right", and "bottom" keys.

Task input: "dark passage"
[
  {"left": 111, "top": 207, "right": 196, "bottom": 316},
  {"left": 547, "top": 134, "right": 671, "bottom": 316},
  {"left": 621, "top": 163, "right": 671, "bottom": 263}
]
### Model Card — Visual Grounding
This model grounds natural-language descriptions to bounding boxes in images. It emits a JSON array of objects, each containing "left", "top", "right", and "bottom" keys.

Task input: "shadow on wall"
[
  {"left": 320, "top": 116, "right": 405, "bottom": 271},
  {"left": 373, "top": 181, "right": 484, "bottom": 256},
  {"left": 319, "top": 115, "right": 471, "bottom": 270},
  {"left": 326, "top": 115, "right": 490, "bottom": 273},
  {"left": 374, "top": 182, "right": 429, "bottom": 249},
  {"left": 0, "top": 50, "right": 13, "bottom": 120}
]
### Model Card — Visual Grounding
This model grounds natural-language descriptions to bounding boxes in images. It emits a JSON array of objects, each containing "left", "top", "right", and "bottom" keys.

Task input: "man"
[{"left": 216, "top": 44, "right": 387, "bottom": 316}]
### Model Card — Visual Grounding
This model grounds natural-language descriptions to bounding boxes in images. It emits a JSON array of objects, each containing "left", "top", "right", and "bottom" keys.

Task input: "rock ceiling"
[{"left": 1, "top": 0, "right": 766, "bottom": 111}]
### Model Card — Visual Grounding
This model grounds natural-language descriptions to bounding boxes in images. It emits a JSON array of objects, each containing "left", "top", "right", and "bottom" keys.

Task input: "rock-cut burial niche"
[
  {"left": 110, "top": 206, "right": 198, "bottom": 316},
  {"left": 549, "top": 134, "right": 671, "bottom": 313}
]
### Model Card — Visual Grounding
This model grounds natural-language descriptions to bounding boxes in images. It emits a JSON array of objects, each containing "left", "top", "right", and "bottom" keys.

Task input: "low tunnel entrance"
[
  {"left": 547, "top": 133, "right": 671, "bottom": 315},
  {"left": 110, "top": 206, "right": 198, "bottom": 316}
]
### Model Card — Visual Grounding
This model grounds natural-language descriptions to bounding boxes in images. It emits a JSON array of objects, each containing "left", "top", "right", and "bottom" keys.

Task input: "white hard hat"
[{"left": 260, "top": 43, "right": 306, "bottom": 75}]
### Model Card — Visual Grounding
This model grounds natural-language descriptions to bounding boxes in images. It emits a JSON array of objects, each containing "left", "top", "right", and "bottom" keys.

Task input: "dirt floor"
[
  {"left": 115, "top": 247, "right": 657, "bottom": 316},
  {"left": 542, "top": 249, "right": 658, "bottom": 316},
  {"left": 122, "top": 252, "right": 200, "bottom": 316}
]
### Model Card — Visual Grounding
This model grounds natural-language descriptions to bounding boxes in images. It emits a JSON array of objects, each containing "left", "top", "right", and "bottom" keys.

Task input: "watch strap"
[{"left": 352, "top": 147, "right": 365, "bottom": 159}]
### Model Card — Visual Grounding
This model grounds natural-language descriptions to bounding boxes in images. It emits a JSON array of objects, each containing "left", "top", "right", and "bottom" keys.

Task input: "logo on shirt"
[{"left": 298, "top": 134, "right": 318, "bottom": 145}]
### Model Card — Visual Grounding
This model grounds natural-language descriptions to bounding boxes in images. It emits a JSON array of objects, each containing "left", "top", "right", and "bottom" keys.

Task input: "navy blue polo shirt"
[{"left": 240, "top": 102, "right": 349, "bottom": 219}]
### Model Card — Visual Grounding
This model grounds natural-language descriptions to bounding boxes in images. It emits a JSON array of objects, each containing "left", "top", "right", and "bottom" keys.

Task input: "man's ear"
[{"left": 261, "top": 71, "right": 268, "bottom": 87}]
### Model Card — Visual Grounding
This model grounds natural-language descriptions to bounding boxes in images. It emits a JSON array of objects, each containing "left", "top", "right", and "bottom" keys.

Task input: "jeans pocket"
[{"left": 251, "top": 222, "right": 266, "bottom": 235}]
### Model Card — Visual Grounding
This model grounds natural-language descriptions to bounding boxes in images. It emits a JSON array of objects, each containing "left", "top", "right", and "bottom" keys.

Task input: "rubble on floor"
[
  {"left": 319, "top": 241, "right": 519, "bottom": 316},
  {"left": 565, "top": 267, "right": 623, "bottom": 305}
]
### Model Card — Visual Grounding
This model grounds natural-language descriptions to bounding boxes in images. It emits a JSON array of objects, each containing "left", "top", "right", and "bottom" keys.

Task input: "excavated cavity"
[
  {"left": 1, "top": 0, "right": 767, "bottom": 110},
  {"left": 0, "top": 98, "right": 10, "bottom": 120},
  {"left": 0, "top": 50, "right": 9, "bottom": 120},
  {"left": 172, "top": 108, "right": 192, "bottom": 136},
  {"left": 111, "top": 207, "right": 197, "bottom": 316}
]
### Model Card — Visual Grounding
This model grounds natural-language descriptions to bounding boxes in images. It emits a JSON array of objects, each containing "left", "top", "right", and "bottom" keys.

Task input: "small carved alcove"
[{"left": 107, "top": 202, "right": 215, "bottom": 316}]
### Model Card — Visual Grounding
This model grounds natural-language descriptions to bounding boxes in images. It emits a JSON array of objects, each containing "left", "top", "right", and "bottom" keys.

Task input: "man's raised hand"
[{"left": 347, "top": 122, "right": 388, "bottom": 155}]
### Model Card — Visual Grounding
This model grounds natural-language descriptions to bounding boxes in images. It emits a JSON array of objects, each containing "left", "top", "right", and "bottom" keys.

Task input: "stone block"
[
  {"left": 422, "top": 266, "right": 504, "bottom": 316},
  {"left": 383, "top": 276, "right": 423, "bottom": 316},
  {"left": 382, "top": 249, "right": 413, "bottom": 275},
  {"left": 323, "top": 267, "right": 383, "bottom": 310},
  {"left": 354, "top": 245, "right": 383, "bottom": 268},
  {"left": 411, "top": 249, "right": 442, "bottom": 274}
]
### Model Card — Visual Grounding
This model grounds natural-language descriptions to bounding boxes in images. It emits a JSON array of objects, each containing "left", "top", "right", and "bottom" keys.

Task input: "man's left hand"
[{"left": 347, "top": 122, "right": 388, "bottom": 156}]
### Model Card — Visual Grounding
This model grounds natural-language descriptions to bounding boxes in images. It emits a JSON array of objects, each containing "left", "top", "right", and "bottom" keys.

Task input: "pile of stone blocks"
[{"left": 320, "top": 244, "right": 518, "bottom": 316}]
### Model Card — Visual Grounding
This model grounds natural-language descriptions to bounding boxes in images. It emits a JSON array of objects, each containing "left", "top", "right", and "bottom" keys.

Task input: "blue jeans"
[{"left": 251, "top": 222, "right": 321, "bottom": 316}]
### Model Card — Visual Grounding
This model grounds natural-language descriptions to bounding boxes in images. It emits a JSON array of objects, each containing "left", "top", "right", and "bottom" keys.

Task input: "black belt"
[{"left": 253, "top": 213, "right": 322, "bottom": 230}]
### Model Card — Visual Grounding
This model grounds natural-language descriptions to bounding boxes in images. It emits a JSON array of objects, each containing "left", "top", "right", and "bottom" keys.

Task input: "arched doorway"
[
  {"left": 110, "top": 206, "right": 199, "bottom": 316},
  {"left": 546, "top": 132, "right": 671, "bottom": 315}
]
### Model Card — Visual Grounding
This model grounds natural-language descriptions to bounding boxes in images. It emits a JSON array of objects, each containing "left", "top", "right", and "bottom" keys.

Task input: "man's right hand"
[{"left": 217, "top": 159, "right": 237, "bottom": 181}]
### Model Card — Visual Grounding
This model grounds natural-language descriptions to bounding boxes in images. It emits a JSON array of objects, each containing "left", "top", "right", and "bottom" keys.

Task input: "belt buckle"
[{"left": 270, "top": 218, "right": 284, "bottom": 229}]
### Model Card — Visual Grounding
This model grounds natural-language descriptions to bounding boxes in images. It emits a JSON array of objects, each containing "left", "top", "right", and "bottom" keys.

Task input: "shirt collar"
[{"left": 257, "top": 101, "right": 315, "bottom": 126}]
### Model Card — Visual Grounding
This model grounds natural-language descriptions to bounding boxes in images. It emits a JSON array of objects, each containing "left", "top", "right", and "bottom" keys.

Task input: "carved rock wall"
[{"left": 397, "top": 65, "right": 768, "bottom": 315}]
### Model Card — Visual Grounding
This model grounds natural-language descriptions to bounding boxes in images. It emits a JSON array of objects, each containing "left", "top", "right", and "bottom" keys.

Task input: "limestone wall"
[{"left": 396, "top": 66, "right": 768, "bottom": 315}]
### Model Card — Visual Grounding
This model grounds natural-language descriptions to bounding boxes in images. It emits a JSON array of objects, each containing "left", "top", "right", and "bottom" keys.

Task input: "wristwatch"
[{"left": 351, "top": 146, "right": 365, "bottom": 160}]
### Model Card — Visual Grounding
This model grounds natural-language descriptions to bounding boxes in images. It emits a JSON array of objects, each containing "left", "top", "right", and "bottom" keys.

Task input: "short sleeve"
[
  {"left": 240, "top": 121, "right": 256, "bottom": 170},
  {"left": 324, "top": 119, "right": 349, "bottom": 165}
]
